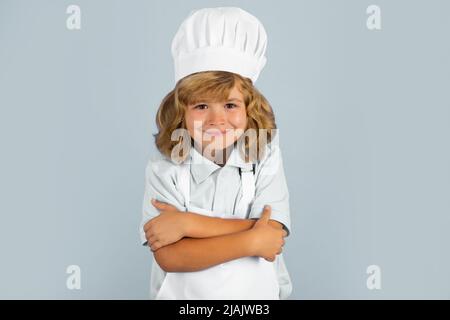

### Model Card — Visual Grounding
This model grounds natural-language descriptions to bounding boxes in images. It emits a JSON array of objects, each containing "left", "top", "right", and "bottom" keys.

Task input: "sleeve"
[
  {"left": 248, "top": 145, "right": 291, "bottom": 236},
  {"left": 139, "top": 158, "right": 186, "bottom": 246}
]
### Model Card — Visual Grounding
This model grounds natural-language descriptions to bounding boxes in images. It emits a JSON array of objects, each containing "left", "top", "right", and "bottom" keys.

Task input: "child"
[{"left": 140, "top": 7, "right": 292, "bottom": 300}]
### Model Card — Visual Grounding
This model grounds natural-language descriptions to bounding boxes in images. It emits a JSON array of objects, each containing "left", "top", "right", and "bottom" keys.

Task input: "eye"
[
  {"left": 194, "top": 104, "right": 208, "bottom": 110},
  {"left": 225, "top": 103, "right": 238, "bottom": 109}
]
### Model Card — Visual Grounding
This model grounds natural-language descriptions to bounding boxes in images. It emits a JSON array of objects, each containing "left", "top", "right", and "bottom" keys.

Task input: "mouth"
[{"left": 203, "top": 129, "right": 228, "bottom": 137}]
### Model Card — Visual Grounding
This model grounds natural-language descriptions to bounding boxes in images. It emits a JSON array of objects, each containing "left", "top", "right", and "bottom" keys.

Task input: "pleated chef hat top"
[{"left": 171, "top": 7, "right": 268, "bottom": 84}]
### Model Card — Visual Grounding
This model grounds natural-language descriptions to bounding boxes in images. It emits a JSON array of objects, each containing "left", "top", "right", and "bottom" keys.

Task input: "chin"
[{"left": 202, "top": 140, "right": 235, "bottom": 151}]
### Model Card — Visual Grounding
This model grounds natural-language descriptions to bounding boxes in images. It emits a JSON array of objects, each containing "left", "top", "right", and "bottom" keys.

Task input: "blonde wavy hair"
[{"left": 154, "top": 71, "right": 277, "bottom": 162}]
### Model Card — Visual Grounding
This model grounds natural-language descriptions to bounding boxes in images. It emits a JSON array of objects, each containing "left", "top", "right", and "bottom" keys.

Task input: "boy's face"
[{"left": 185, "top": 85, "right": 248, "bottom": 152}]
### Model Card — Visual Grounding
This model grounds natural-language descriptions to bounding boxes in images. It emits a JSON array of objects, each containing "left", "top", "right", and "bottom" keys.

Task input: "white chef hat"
[{"left": 171, "top": 7, "right": 268, "bottom": 84}]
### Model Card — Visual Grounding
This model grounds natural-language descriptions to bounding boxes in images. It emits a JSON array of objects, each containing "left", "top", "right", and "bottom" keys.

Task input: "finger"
[
  {"left": 150, "top": 241, "right": 162, "bottom": 252},
  {"left": 145, "top": 228, "right": 157, "bottom": 239},
  {"left": 151, "top": 199, "right": 169, "bottom": 211},
  {"left": 259, "top": 205, "right": 272, "bottom": 224},
  {"left": 143, "top": 219, "right": 154, "bottom": 232},
  {"left": 146, "top": 234, "right": 158, "bottom": 245}
]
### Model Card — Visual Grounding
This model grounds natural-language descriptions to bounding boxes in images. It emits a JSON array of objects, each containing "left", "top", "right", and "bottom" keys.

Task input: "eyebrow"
[
  {"left": 227, "top": 98, "right": 243, "bottom": 103},
  {"left": 191, "top": 98, "right": 243, "bottom": 105}
]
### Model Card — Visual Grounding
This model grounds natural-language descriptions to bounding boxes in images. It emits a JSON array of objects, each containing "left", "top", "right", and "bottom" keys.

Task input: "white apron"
[{"left": 155, "top": 162, "right": 280, "bottom": 300}]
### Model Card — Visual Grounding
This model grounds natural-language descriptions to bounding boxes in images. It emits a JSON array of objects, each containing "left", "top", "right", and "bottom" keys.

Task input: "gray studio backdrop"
[{"left": 1, "top": 0, "right": 449, "bottom": 299}]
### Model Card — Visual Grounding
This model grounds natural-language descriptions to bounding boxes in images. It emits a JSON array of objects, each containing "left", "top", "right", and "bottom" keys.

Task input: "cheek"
[
  {"left": 185, "top": 112, "right": 205, "bottom": 133},
  {"left": 229, "top": 109, "right": 248, "bottom": 129}
]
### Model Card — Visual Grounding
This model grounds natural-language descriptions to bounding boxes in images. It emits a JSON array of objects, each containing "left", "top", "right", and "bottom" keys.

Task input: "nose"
[{"left": 207, "top": 106, "right": 226, "bottom": 126}]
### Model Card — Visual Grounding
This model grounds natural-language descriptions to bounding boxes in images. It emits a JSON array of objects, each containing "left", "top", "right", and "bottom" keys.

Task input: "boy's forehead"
[{"left": 189, "top": 87, "right": 244, "bottom": 104}]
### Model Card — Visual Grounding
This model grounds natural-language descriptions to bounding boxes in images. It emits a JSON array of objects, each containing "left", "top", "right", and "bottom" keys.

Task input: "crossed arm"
[{"left": 144, "top": 199, "right": 286, "bottom": 272}]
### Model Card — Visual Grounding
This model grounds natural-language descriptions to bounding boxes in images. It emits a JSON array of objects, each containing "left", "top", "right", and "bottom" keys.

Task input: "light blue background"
[{"left": 1, "top": 0, "right": 449, "bottom": 299}]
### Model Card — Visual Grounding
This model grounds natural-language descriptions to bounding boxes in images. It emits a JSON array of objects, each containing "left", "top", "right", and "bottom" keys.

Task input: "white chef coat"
[{"left": 139, "top": 142, "right": 292, "bottom": 299}]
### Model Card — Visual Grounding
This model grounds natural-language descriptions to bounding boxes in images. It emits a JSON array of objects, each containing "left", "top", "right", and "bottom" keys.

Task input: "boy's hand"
[
  {"left": 249, "top": 205, "right": 287, "bottom": 262},
  {"left": 144, "top": 199, "right": 187, "bottom": 251}
]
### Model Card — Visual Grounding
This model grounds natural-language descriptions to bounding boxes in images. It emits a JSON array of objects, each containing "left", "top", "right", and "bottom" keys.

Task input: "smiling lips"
[{"left": 203, "top": 129, "right": 228, "bottom": 136}]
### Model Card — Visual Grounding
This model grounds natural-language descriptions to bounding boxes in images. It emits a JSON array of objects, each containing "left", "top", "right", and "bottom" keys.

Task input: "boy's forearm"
[
  {"left": 183, "top": 212, "right": 256, "bottom": 238},
  {"left": 153, "top": 229, "right": 256, "bottom": 272}
]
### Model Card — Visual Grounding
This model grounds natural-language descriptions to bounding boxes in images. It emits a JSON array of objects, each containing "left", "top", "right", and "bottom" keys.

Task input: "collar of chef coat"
[{"left": 187, "top": 144, "right": 255, "bottom": 184}]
